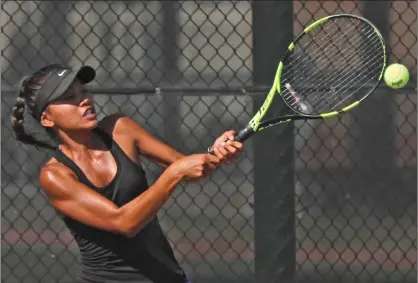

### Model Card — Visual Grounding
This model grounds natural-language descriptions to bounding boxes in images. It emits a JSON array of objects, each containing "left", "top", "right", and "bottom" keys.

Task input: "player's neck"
[{"left": 57, "top": 128, "right": 99, "bottom": 154}]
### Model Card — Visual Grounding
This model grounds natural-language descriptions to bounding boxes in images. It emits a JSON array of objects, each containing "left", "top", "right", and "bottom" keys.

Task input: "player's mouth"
[{"left": 83, "top": 107, "right": 96, "bottom": 119}]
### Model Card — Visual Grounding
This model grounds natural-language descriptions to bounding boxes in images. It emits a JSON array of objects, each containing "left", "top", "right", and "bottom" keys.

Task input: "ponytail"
[{"left": 11, "top": 76, "right": 57, "bottom": 151}]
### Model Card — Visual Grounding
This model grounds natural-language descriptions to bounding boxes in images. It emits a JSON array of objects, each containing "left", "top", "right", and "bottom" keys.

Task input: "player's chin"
[
  {"left": 86, "top": 119, "right": 99, "bottom": 129},
  {"left": 78, "top": 118, "right": 99, "bottom": 130}
]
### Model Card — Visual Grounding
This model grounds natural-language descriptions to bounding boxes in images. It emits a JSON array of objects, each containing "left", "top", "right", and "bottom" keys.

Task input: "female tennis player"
[{"left": 11, "top": 64, "right": 244, "bottom": 283}]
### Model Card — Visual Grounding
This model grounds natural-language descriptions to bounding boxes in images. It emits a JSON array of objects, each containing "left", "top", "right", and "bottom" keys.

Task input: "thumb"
[{"left": 223, "top": 130, "right": 236, "bottom": 141}]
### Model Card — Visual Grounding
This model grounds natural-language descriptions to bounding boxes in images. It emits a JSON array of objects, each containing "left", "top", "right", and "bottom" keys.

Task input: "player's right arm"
[{"left": 39, "top": 154, "right": 220, "bottom": 238}]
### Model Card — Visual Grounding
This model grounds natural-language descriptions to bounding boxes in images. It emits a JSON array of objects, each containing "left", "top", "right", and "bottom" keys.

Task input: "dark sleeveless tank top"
[{"left": 54, "top": 127, "right": 187, "bottom": 283}]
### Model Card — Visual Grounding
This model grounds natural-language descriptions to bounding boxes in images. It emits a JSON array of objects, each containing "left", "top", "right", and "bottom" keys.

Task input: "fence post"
[
  {"left": 161, "top": 1, "right": 182, "bottom": 151},
  {"left": 361, "top": 2, "right": 392, "bottom": 165},
  {"left": 252, "top": 2, "right": 295, "bottom": 283},
  {"left": 354, "top": 2, "right": 394, "bottom": 212}
]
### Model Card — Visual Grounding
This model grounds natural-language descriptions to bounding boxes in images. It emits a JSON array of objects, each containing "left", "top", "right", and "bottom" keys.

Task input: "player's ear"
[{"left": 40, "top": 111, "right": 55, "bottom": 128}]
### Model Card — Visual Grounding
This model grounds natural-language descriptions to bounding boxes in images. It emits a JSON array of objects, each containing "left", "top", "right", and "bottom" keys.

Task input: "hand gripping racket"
[{"left": 222, "top": 14, "right": 387, "bottom": 145}]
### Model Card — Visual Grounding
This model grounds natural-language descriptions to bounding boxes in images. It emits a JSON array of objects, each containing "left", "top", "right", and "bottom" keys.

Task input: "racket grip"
[
  {"left": 207, "top": 126, "right": 254, "bottom": 155},
  {"left": 234, "top": 126, "right": 254, "bottom": 143}
]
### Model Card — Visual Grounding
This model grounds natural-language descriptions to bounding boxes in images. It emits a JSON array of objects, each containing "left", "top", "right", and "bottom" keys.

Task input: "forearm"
[
  {"left": 145, "top": 148, "right": 185, "bottom": 168},
  {"left": 162, "top": 150, "right": 185, "bottom": 166},
  {"left": 117, "top": 166, "right": 182, "bottom": 237}
]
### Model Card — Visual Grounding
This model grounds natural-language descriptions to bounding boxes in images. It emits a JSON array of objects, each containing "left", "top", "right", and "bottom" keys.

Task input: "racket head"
[{"left": 276, "top": 14, "right": 387, "bottom": 119}]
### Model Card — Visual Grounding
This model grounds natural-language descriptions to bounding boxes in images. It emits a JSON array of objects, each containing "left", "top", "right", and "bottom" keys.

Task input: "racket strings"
[
  {"left": 283, "top": 23, "right": 373, "bottom": 98},
  {"left": 321, "top": 46, "right": 384, "bottom": 111},
  {"left": 281, "top": 18, "right": 384, "bottom": 114},
  {"left": 308, "top": 30, "right": 383, "bottom": 111},
  {"left": 283, "top": 25, "right": 375, "bottom": 110},
  {"left": 283, "top": 19, "right": 359, "bottom": 78},
  {"left": 318, "top": 42, "right": 382, "bottom": 112},
  {"left": 315, "top": 58, "right": 382, "bottom": 112},
  {"left": 286, "top": 17, "right": 351, "bottom": 59},
  {"left": 330, "top": 72, "right": 380, "bottom": 110},
  {"left": 282, "top": 19, "right": 354, "bottom": 77},
  {"left": 281, "top": 21, "right": 367, "bottom": 105},
  {"left": 319, "top": 19, "right": 365, "bottom": 70},
  {"left": 299, "top": 20, "right": 359, "bottom": 73},
  {"left": 283, "top": 19, "right": 371, "bottom": 87},
  {"left": 303, "top": 32, "right": 383, "bottom": 111}
]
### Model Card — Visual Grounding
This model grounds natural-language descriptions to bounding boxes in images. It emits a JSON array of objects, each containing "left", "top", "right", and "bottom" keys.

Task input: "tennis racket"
[{"left": 223, "top": 14, "right": 387, "bottom": 144}]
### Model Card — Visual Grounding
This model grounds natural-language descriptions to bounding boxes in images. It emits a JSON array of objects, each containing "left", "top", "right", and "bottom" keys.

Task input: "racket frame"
[{"left": 234, "top": 14, "right": 387, "bottom": 143}]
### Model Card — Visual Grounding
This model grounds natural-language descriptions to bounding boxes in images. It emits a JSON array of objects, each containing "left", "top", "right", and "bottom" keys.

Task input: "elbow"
[
  {"left": 114, "top": 219, "right": 139, "bottom": 238},
  {"left": 112, "top": 211, "right": 145, "bottom": 238},
  {"left": 119, "top": 228, "right": 138, "bottom": 239}
]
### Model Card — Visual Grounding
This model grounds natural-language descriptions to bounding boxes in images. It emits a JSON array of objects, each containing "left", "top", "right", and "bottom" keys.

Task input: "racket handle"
[
  {"left": 207, "top": 126, "right": 254, "bottom": 155},
  {"left": 234, "top": 126, "right": 254, "bottom": 143}
]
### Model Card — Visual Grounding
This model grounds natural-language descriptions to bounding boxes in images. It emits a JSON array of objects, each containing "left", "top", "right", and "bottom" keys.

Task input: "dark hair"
[{"left": 11, "top": 65, "right": 64, "bottom": 150}]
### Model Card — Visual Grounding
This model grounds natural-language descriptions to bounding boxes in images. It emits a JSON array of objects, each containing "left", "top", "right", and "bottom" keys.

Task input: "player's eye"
[{"left": 62, "top": 93, "right": 76, "bottom": 101}]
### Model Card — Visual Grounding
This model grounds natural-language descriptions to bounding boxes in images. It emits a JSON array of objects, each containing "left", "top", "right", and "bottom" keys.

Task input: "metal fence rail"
[{"left": 1, "top": 1, "right": 416, "bottom": 283}]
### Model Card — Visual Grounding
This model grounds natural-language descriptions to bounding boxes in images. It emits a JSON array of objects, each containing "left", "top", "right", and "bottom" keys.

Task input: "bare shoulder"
[
  {"left": 41, "top": 157, "right": 71, "bottom": 176},
  {"left": 98, "top": 113, "right": 144, "bottom": 138},
  {"left": 39, "top": 158, "right": 76, "bottom": 195}
]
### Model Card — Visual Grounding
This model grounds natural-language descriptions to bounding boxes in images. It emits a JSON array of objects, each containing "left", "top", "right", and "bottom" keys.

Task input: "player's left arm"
[
  {"left": 105, "top": 113, "right": 244, "bottom": 168},
  {"left": 111, "top": 114, "right": 186, "bottom": 168}
]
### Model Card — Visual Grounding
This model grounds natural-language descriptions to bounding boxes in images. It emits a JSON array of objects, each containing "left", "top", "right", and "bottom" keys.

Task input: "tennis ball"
[{"left": 384, "top": 63, "right": 409, "bottom": 89}]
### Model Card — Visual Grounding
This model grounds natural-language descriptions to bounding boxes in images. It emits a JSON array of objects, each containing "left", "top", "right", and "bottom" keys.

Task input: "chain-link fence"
[{"left": 1, "top": 1, "right": 416, "bottom": 283}]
